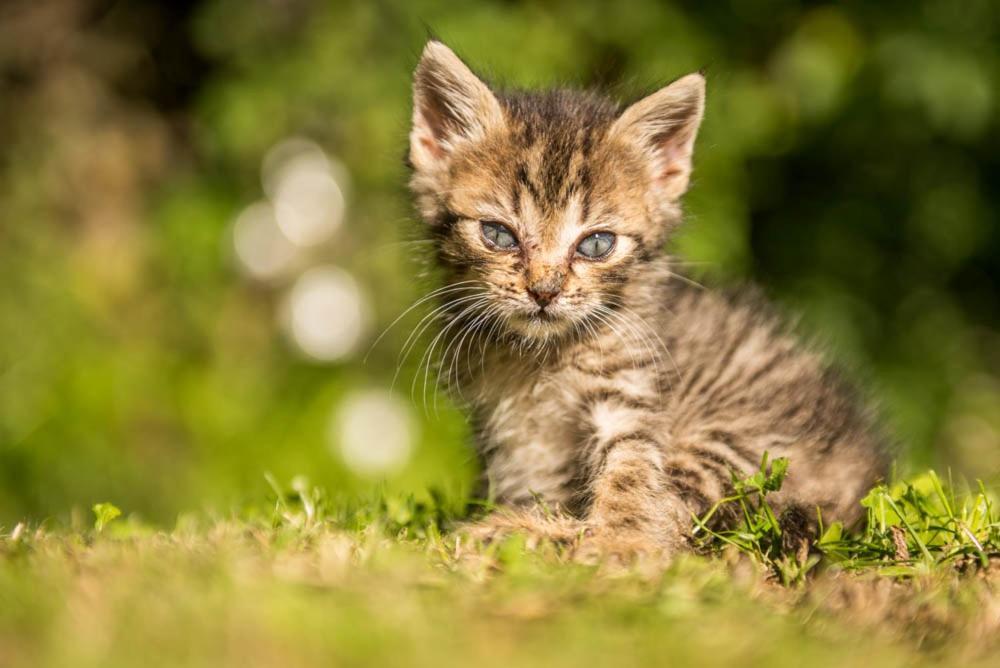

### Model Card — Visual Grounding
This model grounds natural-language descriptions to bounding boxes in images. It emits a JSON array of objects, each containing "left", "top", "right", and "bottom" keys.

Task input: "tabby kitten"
[{"left": 407, "top": 41, "right": 888, "bottom": 560}]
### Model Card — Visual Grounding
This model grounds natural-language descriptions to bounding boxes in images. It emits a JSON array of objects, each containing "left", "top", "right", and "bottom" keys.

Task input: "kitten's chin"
[{"left": 506, "top": 312, "right": 575, "bottom": 341}]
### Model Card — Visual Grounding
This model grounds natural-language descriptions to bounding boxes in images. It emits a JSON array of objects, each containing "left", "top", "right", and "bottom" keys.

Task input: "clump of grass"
[
  {"left": 260, "top": 463, "right": 999, "bottom": 585},
  {"left": 824, "top": 472, "right": 999, "bottom": 574},
  {"left": 262, "top": 473, "right": 475, "bottom": 539},
  {"left": 692, "top": 456, "right": 1000, "bottom": 583}
]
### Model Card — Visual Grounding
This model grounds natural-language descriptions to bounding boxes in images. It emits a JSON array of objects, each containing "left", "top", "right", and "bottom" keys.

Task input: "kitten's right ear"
[{"left": 410, "top": 41, "right": 504, "bottom": 173}]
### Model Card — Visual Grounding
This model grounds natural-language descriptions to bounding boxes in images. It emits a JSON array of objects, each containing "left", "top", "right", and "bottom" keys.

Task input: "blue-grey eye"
[
  {"left": 481, "top": 221, "right": 518, "bottom": 249},
  {"left": 576, "top": 231, "right": 616, "bottom": 259}
]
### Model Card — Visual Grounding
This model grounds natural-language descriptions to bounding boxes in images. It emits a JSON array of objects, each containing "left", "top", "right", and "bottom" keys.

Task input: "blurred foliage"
[{"left": 0, "top": 0, "right": 997, "bottom": 525}]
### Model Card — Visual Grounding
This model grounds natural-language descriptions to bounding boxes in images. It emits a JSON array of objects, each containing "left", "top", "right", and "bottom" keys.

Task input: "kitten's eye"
[
  {"left": 576, "top": 231, "right": 616, "bottom": 259},
  {"left": 480, "top": 221, "right": 519, "bottom": 250}
]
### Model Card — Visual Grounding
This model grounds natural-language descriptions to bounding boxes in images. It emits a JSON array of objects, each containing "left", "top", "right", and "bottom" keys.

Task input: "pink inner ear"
[
  {"left": 419, "top": 131, "right": 446, "bottom": 159},
  {"left": 414, "top": 102, "right": 453, "bottom": 161},
  {"left": 646, "top": 128, "right": 696, "bottom": 200},
  {"left": 655, "top": 137, "right": 691, "bottom": 183}
]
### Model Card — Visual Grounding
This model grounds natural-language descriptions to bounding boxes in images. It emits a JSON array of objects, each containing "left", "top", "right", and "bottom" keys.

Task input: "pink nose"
[{"left": 527, "top": 287, "right": 560, "bottom": 308}]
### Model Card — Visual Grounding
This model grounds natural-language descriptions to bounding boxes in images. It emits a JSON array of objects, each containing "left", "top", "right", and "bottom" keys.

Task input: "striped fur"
[{"left": 407, "top": 42, "right": 889, "bottom": 560}]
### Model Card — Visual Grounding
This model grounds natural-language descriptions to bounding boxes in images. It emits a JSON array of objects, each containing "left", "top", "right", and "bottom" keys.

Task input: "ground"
[{"left": 2, "top": 469, "right": 999, "bottom": 668}]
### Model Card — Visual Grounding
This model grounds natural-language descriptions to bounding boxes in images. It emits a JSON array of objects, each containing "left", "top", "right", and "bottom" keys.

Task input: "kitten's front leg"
[
  {"left": 577, "top": 401, "right": 689, "bottom": 564},
  {"left": 460, "top": 438, "right": 586, "bottom": 550}
]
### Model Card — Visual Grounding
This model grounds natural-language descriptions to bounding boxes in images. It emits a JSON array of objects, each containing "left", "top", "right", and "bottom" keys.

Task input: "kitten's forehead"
[
  {"left": 447, "top": 89, "right": 647, "bottom": 241},
  {"left": 501, "top": 90, "right": 619, "bottom": 216}
]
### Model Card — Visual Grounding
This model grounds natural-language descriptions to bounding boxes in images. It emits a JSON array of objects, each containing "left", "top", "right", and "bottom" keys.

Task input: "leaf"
[
  {"left": 763, "top": 457, "right": 789, "bottom": 492},
  {"left": 818, "top": 521, "right": 843, "bottom": 546},
  {"left": 92, "top": 502, "right": 122, "bottom": 532}
]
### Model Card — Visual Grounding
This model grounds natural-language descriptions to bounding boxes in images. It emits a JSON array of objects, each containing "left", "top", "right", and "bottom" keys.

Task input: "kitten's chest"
[
  {"left": 478, "top": 372, "right": 575, "bottom": 443},
  {"left": 470, "top": 364, "right": 583, "bottom": 504}
]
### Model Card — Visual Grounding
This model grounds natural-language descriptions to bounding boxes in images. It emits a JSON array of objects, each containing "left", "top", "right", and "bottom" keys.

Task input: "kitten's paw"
[
  {"left": 574, "top": 528, "right": 675, "bottom": 572},
  {"left": 459, "top": 509, "right": 585, "bottom": 551}
]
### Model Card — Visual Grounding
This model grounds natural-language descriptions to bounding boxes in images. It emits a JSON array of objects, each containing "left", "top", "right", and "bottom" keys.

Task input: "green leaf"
[
  {"left": 818, "top": 521, "right": 843, "bottom": 545},
  {"left": 92, "top": 502, "right": 122, "bottom": 532},
  {"left": 764, "top": 457, "right": 789, "bottom": 492}
]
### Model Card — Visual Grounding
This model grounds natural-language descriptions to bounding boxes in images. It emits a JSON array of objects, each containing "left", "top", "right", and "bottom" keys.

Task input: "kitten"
[{"left": 407, "top": 41, "right": 889, "bottom": 560}]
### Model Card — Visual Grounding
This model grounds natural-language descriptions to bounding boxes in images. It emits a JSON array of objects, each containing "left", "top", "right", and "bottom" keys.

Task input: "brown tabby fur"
[{"left": 406, "top": 41, "right": 889, "bottom": 562}]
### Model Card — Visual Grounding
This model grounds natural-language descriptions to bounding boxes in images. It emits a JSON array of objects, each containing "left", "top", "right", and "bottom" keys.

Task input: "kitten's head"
[{"left": 408, "top": 41, "right": 704, "bottom": 343}]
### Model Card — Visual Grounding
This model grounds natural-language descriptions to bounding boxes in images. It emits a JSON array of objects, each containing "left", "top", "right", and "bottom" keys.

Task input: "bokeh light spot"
[
  {"left": 282, "top": 266, "right": 367, "bottom": 362},
  {"left": 232, "top": 201, "right": 298, "bottom": 280},
  {"left": 263, "top": 137, "right": 347, "bottom": 247},
  {"left": 331, "top": 389, "right": 416, "bottom": 477}
]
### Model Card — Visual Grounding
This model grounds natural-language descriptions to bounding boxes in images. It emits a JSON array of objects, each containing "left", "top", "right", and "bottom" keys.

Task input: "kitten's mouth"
[{"left": 507, "top": 308, "right": 573, "bottom": 339}]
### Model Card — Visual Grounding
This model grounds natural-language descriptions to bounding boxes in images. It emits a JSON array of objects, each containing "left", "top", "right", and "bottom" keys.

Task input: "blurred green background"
[{"left": 0, "top": 0, "right": 997, "bottom": 526}]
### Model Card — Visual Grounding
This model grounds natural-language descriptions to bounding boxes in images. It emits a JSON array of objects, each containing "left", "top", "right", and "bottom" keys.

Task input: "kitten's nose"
[
  {"left": 527, "top": 268, "right": 565, "bottom": 309},
  {"left": 527, "top": 287, "right": 561, "bottom": 308}
]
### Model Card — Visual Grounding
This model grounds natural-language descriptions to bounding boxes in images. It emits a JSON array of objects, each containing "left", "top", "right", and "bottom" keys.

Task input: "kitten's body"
[
  {"left": 407, "top": 42, "right": 888, "bottom": 558},
  {"left": 463, "top": 264, "right": 884, "bottom": 551}
]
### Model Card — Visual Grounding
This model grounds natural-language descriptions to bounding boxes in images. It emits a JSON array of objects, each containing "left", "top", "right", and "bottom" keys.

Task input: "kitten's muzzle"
[{"left": 526, "top": 270, "right": 565, "bottom": 309}]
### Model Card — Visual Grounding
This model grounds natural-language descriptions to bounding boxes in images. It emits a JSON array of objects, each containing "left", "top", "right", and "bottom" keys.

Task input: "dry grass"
[{"left": 2, "top": 472, "right": 999, "bottom": 668}]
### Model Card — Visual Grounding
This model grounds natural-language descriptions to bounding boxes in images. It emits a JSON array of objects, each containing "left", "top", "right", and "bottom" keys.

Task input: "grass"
[
  {"left": 693, "top": 456, "right": 1000, "bottom": 583},
  {"left": 2, "top": 467, "right": 999, "bottom": 668}
]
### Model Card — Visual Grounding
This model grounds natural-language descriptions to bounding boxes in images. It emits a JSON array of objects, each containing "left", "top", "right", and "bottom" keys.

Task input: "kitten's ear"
[
  {"left": 610, "top": 73, "right": 705, "bottom": 202},
  {"left": 410, "top": 41, "right": 504, "bottom": 172}
]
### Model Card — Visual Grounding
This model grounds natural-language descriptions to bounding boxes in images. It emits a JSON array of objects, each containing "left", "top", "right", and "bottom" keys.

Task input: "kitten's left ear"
[
  {"left": 410, "top": 41, "right": 505, "bottom": 173},
  {"left": 610, "top": 73, "right": 705, "bottom": 202}
]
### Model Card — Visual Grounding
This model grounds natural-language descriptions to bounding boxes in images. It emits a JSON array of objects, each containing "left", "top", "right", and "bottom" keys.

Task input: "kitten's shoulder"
[{"left": 636, "top": 259, "right": 790, "bottom": 332}]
